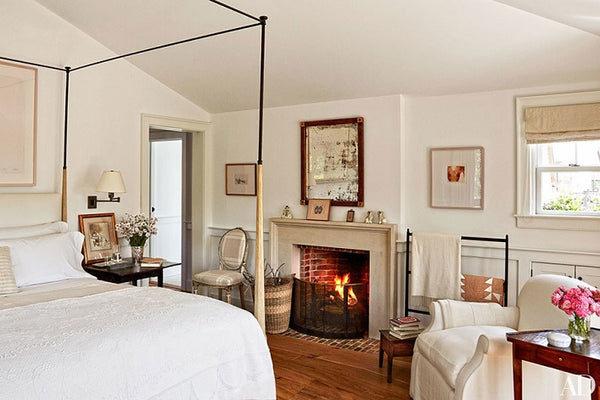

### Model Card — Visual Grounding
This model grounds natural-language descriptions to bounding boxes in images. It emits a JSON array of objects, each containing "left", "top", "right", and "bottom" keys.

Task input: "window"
[
  {"left": 534, "top": 140, "right": 600, "bottom": 215},
  {"left": 516, "top": 91, "right": 600, "bottom": 231}
]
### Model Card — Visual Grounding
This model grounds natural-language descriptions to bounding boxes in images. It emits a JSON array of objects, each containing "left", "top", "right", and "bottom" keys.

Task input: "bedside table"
[{"left": 83, "top": 258, "right": 181, "bottom": 287}]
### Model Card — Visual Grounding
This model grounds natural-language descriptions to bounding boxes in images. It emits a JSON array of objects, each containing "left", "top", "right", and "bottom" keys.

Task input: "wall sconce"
[{"left": 87, "top": 170, "right": 126, "bottom": 209}]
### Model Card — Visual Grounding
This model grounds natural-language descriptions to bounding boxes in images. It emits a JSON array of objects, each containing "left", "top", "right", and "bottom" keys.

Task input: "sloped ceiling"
[{"left": 33, "top": 0, "right": 600, "bottom": 113}]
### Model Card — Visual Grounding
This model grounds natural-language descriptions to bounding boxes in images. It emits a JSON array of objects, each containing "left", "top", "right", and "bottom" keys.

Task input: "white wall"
[
  {"left": 403, "top": 83, "right": 600, "bottom": 254},
  {"left": 210, "top": 95, "right": 402, "bottom": 230},
  {"left": 0, "top": 0, "right": 210, "bottom": 230}
]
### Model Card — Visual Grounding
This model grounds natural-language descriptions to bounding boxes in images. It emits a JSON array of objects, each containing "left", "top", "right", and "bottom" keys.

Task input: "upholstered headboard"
[{"left": 0, "top": 193, "right": 62, "bottom": 227}]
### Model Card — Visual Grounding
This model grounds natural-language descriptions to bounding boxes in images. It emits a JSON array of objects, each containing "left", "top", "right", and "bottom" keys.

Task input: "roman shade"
[{"left": 524, "top": 102, "right": 600, "bottom": 144}]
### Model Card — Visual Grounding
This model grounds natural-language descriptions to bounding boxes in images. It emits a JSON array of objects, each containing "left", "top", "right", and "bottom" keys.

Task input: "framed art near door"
[{"left": 430, "top": 147, "right": 484, "bottom": 209}]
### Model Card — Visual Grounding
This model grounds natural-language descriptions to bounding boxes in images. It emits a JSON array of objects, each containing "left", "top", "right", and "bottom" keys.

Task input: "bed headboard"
[{"left": 0, "top": 193, "right": 62, "bottom": 228}]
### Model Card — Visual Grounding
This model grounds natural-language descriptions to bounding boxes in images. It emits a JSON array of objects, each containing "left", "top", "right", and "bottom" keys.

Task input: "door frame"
[{"left": 141, "top": 114, "right": 210, "bottom": 291}]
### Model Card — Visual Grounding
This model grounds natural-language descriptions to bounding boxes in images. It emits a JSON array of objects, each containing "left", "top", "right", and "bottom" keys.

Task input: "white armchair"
[{"left": 410, "top": 274, "right": 596, "bottom": 400}]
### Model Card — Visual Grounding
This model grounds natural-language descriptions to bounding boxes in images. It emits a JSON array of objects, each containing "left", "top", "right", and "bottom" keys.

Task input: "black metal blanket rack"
[{"left": 404, "top": 228, "right": 509, "bottom": 316}]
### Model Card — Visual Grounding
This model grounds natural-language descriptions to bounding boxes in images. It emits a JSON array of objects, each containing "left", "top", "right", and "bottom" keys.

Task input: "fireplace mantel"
[{"left": 269, "top": 218, "right": 397, "bottom": 337}]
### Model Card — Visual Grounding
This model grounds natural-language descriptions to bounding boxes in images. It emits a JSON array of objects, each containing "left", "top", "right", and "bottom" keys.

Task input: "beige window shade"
[{"left": 524, "top": 102, "right": 600, "bottom": 144}]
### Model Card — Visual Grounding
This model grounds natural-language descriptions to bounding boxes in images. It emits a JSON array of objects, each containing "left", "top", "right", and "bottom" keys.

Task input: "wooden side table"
[
  {"left": 379, "top": 329, "right": 416, "bottom": 383},
  {"left": 507, "top": 329, "right": 600, "bottom": 400},
  {"left": 83, "top": 259, "right": 180, "bottom": 287}
]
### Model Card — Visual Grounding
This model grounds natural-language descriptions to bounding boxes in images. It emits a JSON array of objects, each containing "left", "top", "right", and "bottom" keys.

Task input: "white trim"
[
  {"left": 140, "top": 114, "right": 211, "bottom": 279},
  {"left": 515, "top": 91, "right": 600, "bottom": 231}
]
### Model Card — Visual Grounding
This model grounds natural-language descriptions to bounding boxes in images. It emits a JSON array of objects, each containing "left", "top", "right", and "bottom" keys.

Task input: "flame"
[{"left": 334, "top": 273, "right": 358, "bottom": 306}]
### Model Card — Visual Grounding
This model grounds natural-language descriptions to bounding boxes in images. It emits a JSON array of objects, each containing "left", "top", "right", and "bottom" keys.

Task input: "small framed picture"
[
  {"left": 346, "top": 209, "right": 355, "bottom": 222},
  {"left": 226, "top": 163, "right": 257, "bottom": 196},
  {"left": 306, "top": 199, "right": 332, "bottom": 221},
  {"left": 78, "top": 213, "right": 119, "bottom": 264}
]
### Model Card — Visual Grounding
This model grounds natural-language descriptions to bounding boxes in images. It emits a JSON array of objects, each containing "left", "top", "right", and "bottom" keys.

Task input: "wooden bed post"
[
  {"left": 61, "top": 67, "right": 71, "bottom": 223},
  {"left": 253, "top": 16, "right": 267, "bottom": 333}
]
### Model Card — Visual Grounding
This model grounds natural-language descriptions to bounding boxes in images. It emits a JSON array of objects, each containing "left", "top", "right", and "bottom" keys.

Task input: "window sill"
[{"left": 515, "top": 215, "right": 600, "bottom": 232}]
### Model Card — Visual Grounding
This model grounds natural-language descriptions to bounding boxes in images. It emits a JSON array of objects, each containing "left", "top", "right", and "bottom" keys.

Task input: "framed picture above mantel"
[
  {"left": 430, "top": 146, "right": 484, "bottom": 209},
  {"left": 300, "top": 117, "right": 364, "bottom": 207}
]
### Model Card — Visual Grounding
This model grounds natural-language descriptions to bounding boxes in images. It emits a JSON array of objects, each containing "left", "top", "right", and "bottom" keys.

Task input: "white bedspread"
[{"left": 0, "top": 286, "right": 276, "bottom": 399}]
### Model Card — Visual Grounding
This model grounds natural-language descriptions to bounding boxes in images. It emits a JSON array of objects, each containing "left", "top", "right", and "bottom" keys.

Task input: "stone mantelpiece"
[{"left": 269, "top": 218, "right": 397, "bottom": 338}]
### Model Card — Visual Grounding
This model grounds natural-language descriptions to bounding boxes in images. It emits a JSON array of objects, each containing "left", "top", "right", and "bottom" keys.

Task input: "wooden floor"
[{"left": 267, "top": 334, "right": 412, "bottom": 400}]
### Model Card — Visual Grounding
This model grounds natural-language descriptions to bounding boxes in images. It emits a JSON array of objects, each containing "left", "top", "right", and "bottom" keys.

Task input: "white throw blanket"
[
  {"left": 410, "top": 232, "right": 461, "bottom": 301},
  {"left": 0, "top": 286, "right": 276, "bottom": 399}
]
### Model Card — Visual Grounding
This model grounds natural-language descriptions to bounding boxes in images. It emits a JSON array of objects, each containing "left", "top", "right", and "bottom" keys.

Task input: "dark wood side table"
[
  {"left": 507, "top": 329, "right": 600, "bottom": 400},
  {"left": 379, "top": 329, "right": 416, "bottom": 383},
  {"left": 83, "top": 259, "right": 180, "bottom": 287}
]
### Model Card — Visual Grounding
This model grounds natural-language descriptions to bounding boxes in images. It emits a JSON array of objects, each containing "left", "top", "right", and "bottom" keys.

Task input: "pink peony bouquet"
[{"left": 551, "top": 285, "right": 600, "bottom": 318}]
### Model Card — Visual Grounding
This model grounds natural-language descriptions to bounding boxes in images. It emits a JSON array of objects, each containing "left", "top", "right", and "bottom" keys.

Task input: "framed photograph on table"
[
  {"left": 301, "top": 117, "right": 364, "bottom": 207},
  {"left": 306, "top": 199, "right": 332, "bottom": 221},
  {"left": 226, "top": 163, "right": 256, "bottom": 196},
  {"left": 430, "top": 146, "right": 484, "bottom": 209},
  {"left": 78, "top": 213, "right": 118, "bottom": 264}
]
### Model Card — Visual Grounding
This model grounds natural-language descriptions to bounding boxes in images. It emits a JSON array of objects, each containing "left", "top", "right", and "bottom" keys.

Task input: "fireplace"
[
  {"left": 291, "top": 246, "right": 369, "bottom": 338},
  {"left": 270, "top": 218, "right": 397, "bottom": 338}
]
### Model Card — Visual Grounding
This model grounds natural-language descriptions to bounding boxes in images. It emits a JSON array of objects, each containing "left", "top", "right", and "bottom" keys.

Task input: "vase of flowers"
[
  {"left": 551, "top": 285, "right": 600, "bottom": 343},
  {"left": 115, "top": 214, "right": 158, "bottom": 265}
]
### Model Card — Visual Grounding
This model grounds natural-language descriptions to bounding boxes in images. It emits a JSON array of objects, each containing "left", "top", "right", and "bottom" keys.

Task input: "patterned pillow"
[
  {"left": 460, "top": 273, "right": 504, "bottom": 305},
  {"left": 0, "top": 246, "right": 19, "bottom": 294}
]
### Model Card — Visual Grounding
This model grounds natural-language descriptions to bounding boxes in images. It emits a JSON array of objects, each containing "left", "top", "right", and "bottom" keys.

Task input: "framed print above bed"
[
  {"left": 0, "top": 61, "right": 37, "bottom": 187},
  {"left": 301, "top": 117, "right": 364, "bottom": 207},
  {"left": 430, "top": 146, "right": 484, "bottom": 209},
  {"left": 78, "top": 213, "right": 118, "bottom": 264}
]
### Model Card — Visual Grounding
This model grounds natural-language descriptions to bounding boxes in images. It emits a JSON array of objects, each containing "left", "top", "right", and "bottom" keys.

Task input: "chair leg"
[
  {"left": 218, "top": 288, "right": 223, "bottom": 301},
  {"left": 225, "top": 287, "right": 232, "bottom": 304},
  {"left": 239, "top": 285, "right": 246, "bottom": 310}
]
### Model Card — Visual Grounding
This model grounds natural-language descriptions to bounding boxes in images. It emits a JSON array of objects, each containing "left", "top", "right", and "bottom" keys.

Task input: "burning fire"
[{"left": 333, "top": 273, "right": 358, "bottom": 306}]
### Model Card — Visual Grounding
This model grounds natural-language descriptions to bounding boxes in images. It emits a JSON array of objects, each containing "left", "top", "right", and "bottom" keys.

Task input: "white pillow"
[
  {"left": 0, "top": 246, "right": 19, "bottom": 294},
  {"left": 0, "top": 231, "right": 93, "bottom": 287},
  {"left": 0, "top": 221, "right": 68, "bottom": 240}
]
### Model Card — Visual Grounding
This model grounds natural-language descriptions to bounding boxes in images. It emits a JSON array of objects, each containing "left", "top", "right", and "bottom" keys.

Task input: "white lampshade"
[{"left": 96, "top": 170, "right": 126, "bottom": 193}]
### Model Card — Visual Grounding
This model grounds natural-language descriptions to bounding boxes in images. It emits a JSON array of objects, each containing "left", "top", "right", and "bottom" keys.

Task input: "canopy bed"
[{"left": 0, "top": 1, "right": 274, "bottom": 398}]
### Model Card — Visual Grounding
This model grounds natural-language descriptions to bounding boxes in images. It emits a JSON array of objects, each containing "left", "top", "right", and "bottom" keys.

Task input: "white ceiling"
[{"left": 33, "top": 0, "right": 600, "bottom": 113}]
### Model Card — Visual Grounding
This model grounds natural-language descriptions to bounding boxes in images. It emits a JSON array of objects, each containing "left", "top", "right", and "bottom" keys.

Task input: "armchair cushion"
[
  {"left": 193, "top": 270, "right": 244, "bottom": 286},
  {"left": 437, "top": 299, "right": 519, "bottom": 330},
  {"left": 416, "top": 325, "right": 516, "bottom": 390}
]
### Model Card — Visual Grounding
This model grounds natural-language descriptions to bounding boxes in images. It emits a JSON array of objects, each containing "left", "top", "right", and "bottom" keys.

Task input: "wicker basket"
[{"left": 263, "top": 277, "right": 293, "bottom": 334}]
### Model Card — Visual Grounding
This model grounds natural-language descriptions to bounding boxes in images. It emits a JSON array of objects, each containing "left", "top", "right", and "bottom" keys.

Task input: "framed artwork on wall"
[
  {"left": 430, "top": 146, "right": 484, "bottom": 209},
  {"left": 226, "top": 163, "right": 257, "bottom": 196},
  {"left": 306, "top": 199, "right": 332, "bottom": 221},
  {"left": 0, "top": 61, "right": 37, "bottom": 186},
  {"left": 301, "top": 117, "right": 364, "bottom": 207},
  {"left": 78, "top": 213, "right": 119, "bottom": 264}
]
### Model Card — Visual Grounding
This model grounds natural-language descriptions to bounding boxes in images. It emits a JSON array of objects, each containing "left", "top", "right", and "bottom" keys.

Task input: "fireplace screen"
[{"left": 291, "top": 276, "right": 368, "bottom": 339}]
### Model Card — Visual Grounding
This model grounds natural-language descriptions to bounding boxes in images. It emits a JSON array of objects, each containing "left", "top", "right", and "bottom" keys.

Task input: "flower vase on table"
[
  {"left": 115, "top": 213, "right": 158, "bottom": 267},
  {"left": 552, "top": 284, "right": 600, "bottom": 343}
]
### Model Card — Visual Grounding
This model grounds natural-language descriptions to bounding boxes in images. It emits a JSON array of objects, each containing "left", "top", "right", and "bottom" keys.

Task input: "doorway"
[{"left": 149, "top": 128, "right": 193, "bottom": 290}]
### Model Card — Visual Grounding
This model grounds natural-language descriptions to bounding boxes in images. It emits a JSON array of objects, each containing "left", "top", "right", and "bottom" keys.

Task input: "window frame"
[{"left": 515, "top": 91, "right": 600, "bottom": 232}]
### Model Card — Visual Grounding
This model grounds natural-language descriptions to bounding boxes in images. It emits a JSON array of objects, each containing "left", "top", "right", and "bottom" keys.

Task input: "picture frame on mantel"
[
  {"left": 0, "top": 61, "right": 37, "bottom": 187},
  {"left": 306, "top": 199, "right": 332, "bottom": 221},
  {"left": 300, "top": 117, "right": 364, "bottom": 207},
  {"left": 430, "top": 146, "right": 484, "bottom": 209}
]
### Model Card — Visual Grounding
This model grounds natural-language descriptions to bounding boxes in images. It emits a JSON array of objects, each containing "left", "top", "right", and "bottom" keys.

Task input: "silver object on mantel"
[
  {"left": 364, "top": 211, "right": 374, "bottom": 224},
  {"left": 281, "top": 205, "right": 293, "bottom": 219},
  {"left": 377, "top": 211, "right": 386, "bottom": 224}
]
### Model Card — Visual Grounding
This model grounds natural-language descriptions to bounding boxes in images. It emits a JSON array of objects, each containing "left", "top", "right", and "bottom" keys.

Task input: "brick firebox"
[{"left": 298, "top": 245, "right": 369, "bottom": 285}]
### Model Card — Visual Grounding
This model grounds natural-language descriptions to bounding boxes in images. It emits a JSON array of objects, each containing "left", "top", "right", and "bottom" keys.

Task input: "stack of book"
[
  {"left": 140, "top": 257, "right": 165, "bottom": 267},
  {"left": 389, "top": 316, "right": 423, "bottom": 340}
]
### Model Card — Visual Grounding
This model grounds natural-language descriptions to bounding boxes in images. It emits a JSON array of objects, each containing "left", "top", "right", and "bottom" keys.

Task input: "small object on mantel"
[
  {"left": 547, "top": 331, "right": 571, "bottom": 348},
  {"left": 364, "top": 211, "right": 374, "bottom": 224},
  {"left": 281, "top": 205, "right": 293, "bottom": 219},
  {"left": 377, "top": 211, "right": 386, "bottom": 224},
  {"left": 140, "top": 257, "right": 165, "bottom": 267}
]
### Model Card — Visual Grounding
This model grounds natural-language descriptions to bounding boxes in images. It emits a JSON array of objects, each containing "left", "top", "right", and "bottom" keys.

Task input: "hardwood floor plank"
[{"left": 267, "top": 334, "right": 411, "bottom": 400}]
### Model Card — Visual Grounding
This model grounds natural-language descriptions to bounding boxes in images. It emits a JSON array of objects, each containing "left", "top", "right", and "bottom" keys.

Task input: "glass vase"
[
  {"left": 131, "top": 245, "right": 144, "bottom": 265},
  {"left": 568, "top": 314, "right": 591, "bottom": 343}
]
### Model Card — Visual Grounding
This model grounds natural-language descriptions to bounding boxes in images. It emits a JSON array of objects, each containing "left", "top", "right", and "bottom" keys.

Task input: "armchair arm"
[{"left": 424, "top": 299, "right": 519, "bottom": 332}]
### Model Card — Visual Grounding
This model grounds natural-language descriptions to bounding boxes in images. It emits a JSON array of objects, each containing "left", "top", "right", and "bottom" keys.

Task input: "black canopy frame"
[{"left": 0, "top": 0, "right": 268, "bottom": 331}]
